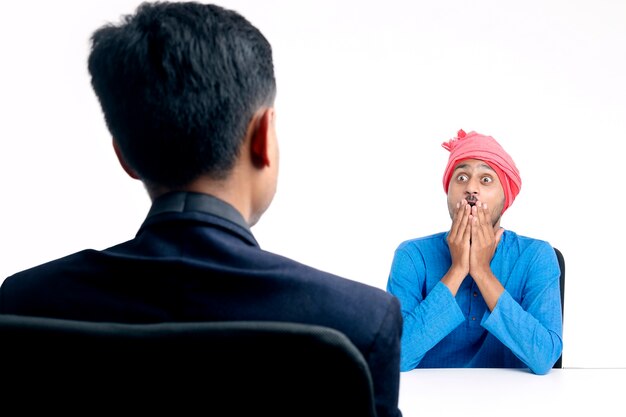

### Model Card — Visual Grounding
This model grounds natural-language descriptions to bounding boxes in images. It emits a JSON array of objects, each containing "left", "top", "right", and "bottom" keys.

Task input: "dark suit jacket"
[{"left": 0, "top": 191, "right": 403, "bottom": 417}]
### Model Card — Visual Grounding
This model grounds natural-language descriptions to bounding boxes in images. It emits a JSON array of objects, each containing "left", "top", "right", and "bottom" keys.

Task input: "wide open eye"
[
  {"left": 481, "top": 176, "right": 493, "bottom": 184},
  {"left": 456, "top": 174, "right": 469, "bottom": 182}
]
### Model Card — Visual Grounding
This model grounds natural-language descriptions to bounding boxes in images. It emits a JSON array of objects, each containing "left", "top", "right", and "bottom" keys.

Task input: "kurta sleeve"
[
  {"left": 481, "top": 242, "right": 563, "bottom": 374},
  {"left": 387, "top": 245, "right": 465, "bottom": 371}
]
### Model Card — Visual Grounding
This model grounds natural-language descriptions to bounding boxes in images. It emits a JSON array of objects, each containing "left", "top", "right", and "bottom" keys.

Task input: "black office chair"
[
  {"left": 0, "top": 315, "right": 377, "bottom": 416},
  {"left": 553, "top": 247, "right": 565, "bottom": 368}
]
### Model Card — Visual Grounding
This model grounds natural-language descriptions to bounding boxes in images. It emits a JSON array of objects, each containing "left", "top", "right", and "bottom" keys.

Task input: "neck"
[{"left": 147, "top": 174, "right": 254, "bottom": 225}]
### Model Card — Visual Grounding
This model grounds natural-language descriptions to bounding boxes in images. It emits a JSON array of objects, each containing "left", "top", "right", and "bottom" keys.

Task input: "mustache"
[{"left": 466, "top": 195, "right": 477, "bottom": 206}]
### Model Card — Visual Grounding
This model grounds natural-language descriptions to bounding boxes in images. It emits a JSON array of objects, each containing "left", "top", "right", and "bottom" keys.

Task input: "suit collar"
[{"left": 145, "top": 192, "right": 256, "bottom": 245}]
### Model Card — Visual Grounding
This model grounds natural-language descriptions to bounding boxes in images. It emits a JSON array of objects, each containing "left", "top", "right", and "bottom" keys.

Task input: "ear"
[
  {"left": 249, "top": 108, "right": 273, "bottom": 168},
  {"left": 112, "top": 139, "right": 140, "bottom": 180}
]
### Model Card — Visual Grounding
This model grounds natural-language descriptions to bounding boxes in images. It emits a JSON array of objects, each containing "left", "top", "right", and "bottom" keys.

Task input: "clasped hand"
[{"left": 447, "top": 198, "right": 503, "bottom": 280}]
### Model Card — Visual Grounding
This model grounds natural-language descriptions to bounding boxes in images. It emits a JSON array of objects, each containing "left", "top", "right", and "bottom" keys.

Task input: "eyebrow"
[{"left": 453, "top": 162, "right": 495, "bottom": 172}]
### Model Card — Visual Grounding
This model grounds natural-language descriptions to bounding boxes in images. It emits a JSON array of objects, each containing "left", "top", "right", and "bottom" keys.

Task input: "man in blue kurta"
[{"left": 386, "top": 129, "right": 562, "bottom": 375}]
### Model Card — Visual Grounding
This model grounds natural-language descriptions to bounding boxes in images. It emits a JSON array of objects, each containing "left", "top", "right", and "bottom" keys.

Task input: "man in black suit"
[{"left": 0, "top": 2, "right": 403, "bottom": 416}]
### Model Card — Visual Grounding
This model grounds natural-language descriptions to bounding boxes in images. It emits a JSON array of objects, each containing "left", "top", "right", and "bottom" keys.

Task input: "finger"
[
  {"left": 458, "top": 203, "right": 471, "bottom": 242},
  {"left": 471, "top": 206, "right": 493, "bottom": 254},
  {"left": 463, "top": 213, "right": 475, "bottom": 243},
  {"left": 475, "top": 202, "right": 492, "bottom": 240},
  {"left": 470, "top": 204, "right": 483, "bottom": 236},
  {"left": 450, "top": 200, "right": 468, "bottom": 240},
  {"left": 478, "top": 201, "right": 492, "bottom": 228}
]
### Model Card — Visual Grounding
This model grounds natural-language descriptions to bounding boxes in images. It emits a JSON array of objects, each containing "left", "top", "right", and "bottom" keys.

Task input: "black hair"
[{"left": 88, "top": 1, "right": 276, "bottom": 188}]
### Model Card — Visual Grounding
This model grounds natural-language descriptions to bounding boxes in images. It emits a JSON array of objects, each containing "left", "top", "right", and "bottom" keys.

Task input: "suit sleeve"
[{"left": 368, "top": 295, "right": 404, "bottom": 417}]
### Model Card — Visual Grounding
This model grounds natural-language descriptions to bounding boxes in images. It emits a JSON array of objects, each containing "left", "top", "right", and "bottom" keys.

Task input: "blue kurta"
[{"left": 386, "top": 230, "right": 562, "bottom": 375}]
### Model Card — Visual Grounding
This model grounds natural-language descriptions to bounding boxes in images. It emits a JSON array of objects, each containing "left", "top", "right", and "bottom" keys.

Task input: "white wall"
[{"left": 1, "top": 0, "right": 624, "bottom": 368}]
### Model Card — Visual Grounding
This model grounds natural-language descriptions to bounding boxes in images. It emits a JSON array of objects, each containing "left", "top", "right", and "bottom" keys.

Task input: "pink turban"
[{"left": 442, "top": 129, "right": 522, "bottom": 214}]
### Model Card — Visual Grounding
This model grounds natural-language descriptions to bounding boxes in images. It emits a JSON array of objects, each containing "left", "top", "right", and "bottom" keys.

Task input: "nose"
[
  {"left": 465, "top": 178, "right": 479, "bottom": 194},
  {"left": 464, "top": 177, "right": 480, "bottom": 197}
]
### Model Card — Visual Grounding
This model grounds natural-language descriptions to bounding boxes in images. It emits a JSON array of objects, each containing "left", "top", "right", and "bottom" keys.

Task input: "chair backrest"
[
  {"left": 0, "top": 315, "right": 377, "bottom": 416},
  {"left": 553, "top": 247, "right": 565, "bottom": 368}
]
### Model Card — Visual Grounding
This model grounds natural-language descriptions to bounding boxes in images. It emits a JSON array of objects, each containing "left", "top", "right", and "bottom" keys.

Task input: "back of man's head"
[{"left": 88, "top": 1, "right": 276, "bottom": 189}]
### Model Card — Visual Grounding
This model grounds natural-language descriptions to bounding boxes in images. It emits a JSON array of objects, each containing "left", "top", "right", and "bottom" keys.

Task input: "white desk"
[{"left": 399, "top": 368, "right": 626, "bottom": 417}]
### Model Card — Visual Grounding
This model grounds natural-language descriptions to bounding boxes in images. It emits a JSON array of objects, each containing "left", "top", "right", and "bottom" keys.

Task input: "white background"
[{"left": 1, "top": 0, "right": 624, "bottom": 368}]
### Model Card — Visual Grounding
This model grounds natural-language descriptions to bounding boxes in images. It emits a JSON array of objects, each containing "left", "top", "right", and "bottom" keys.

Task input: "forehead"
[{"left": 453, "top": 158, "right": 494, "bottom": 173}]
